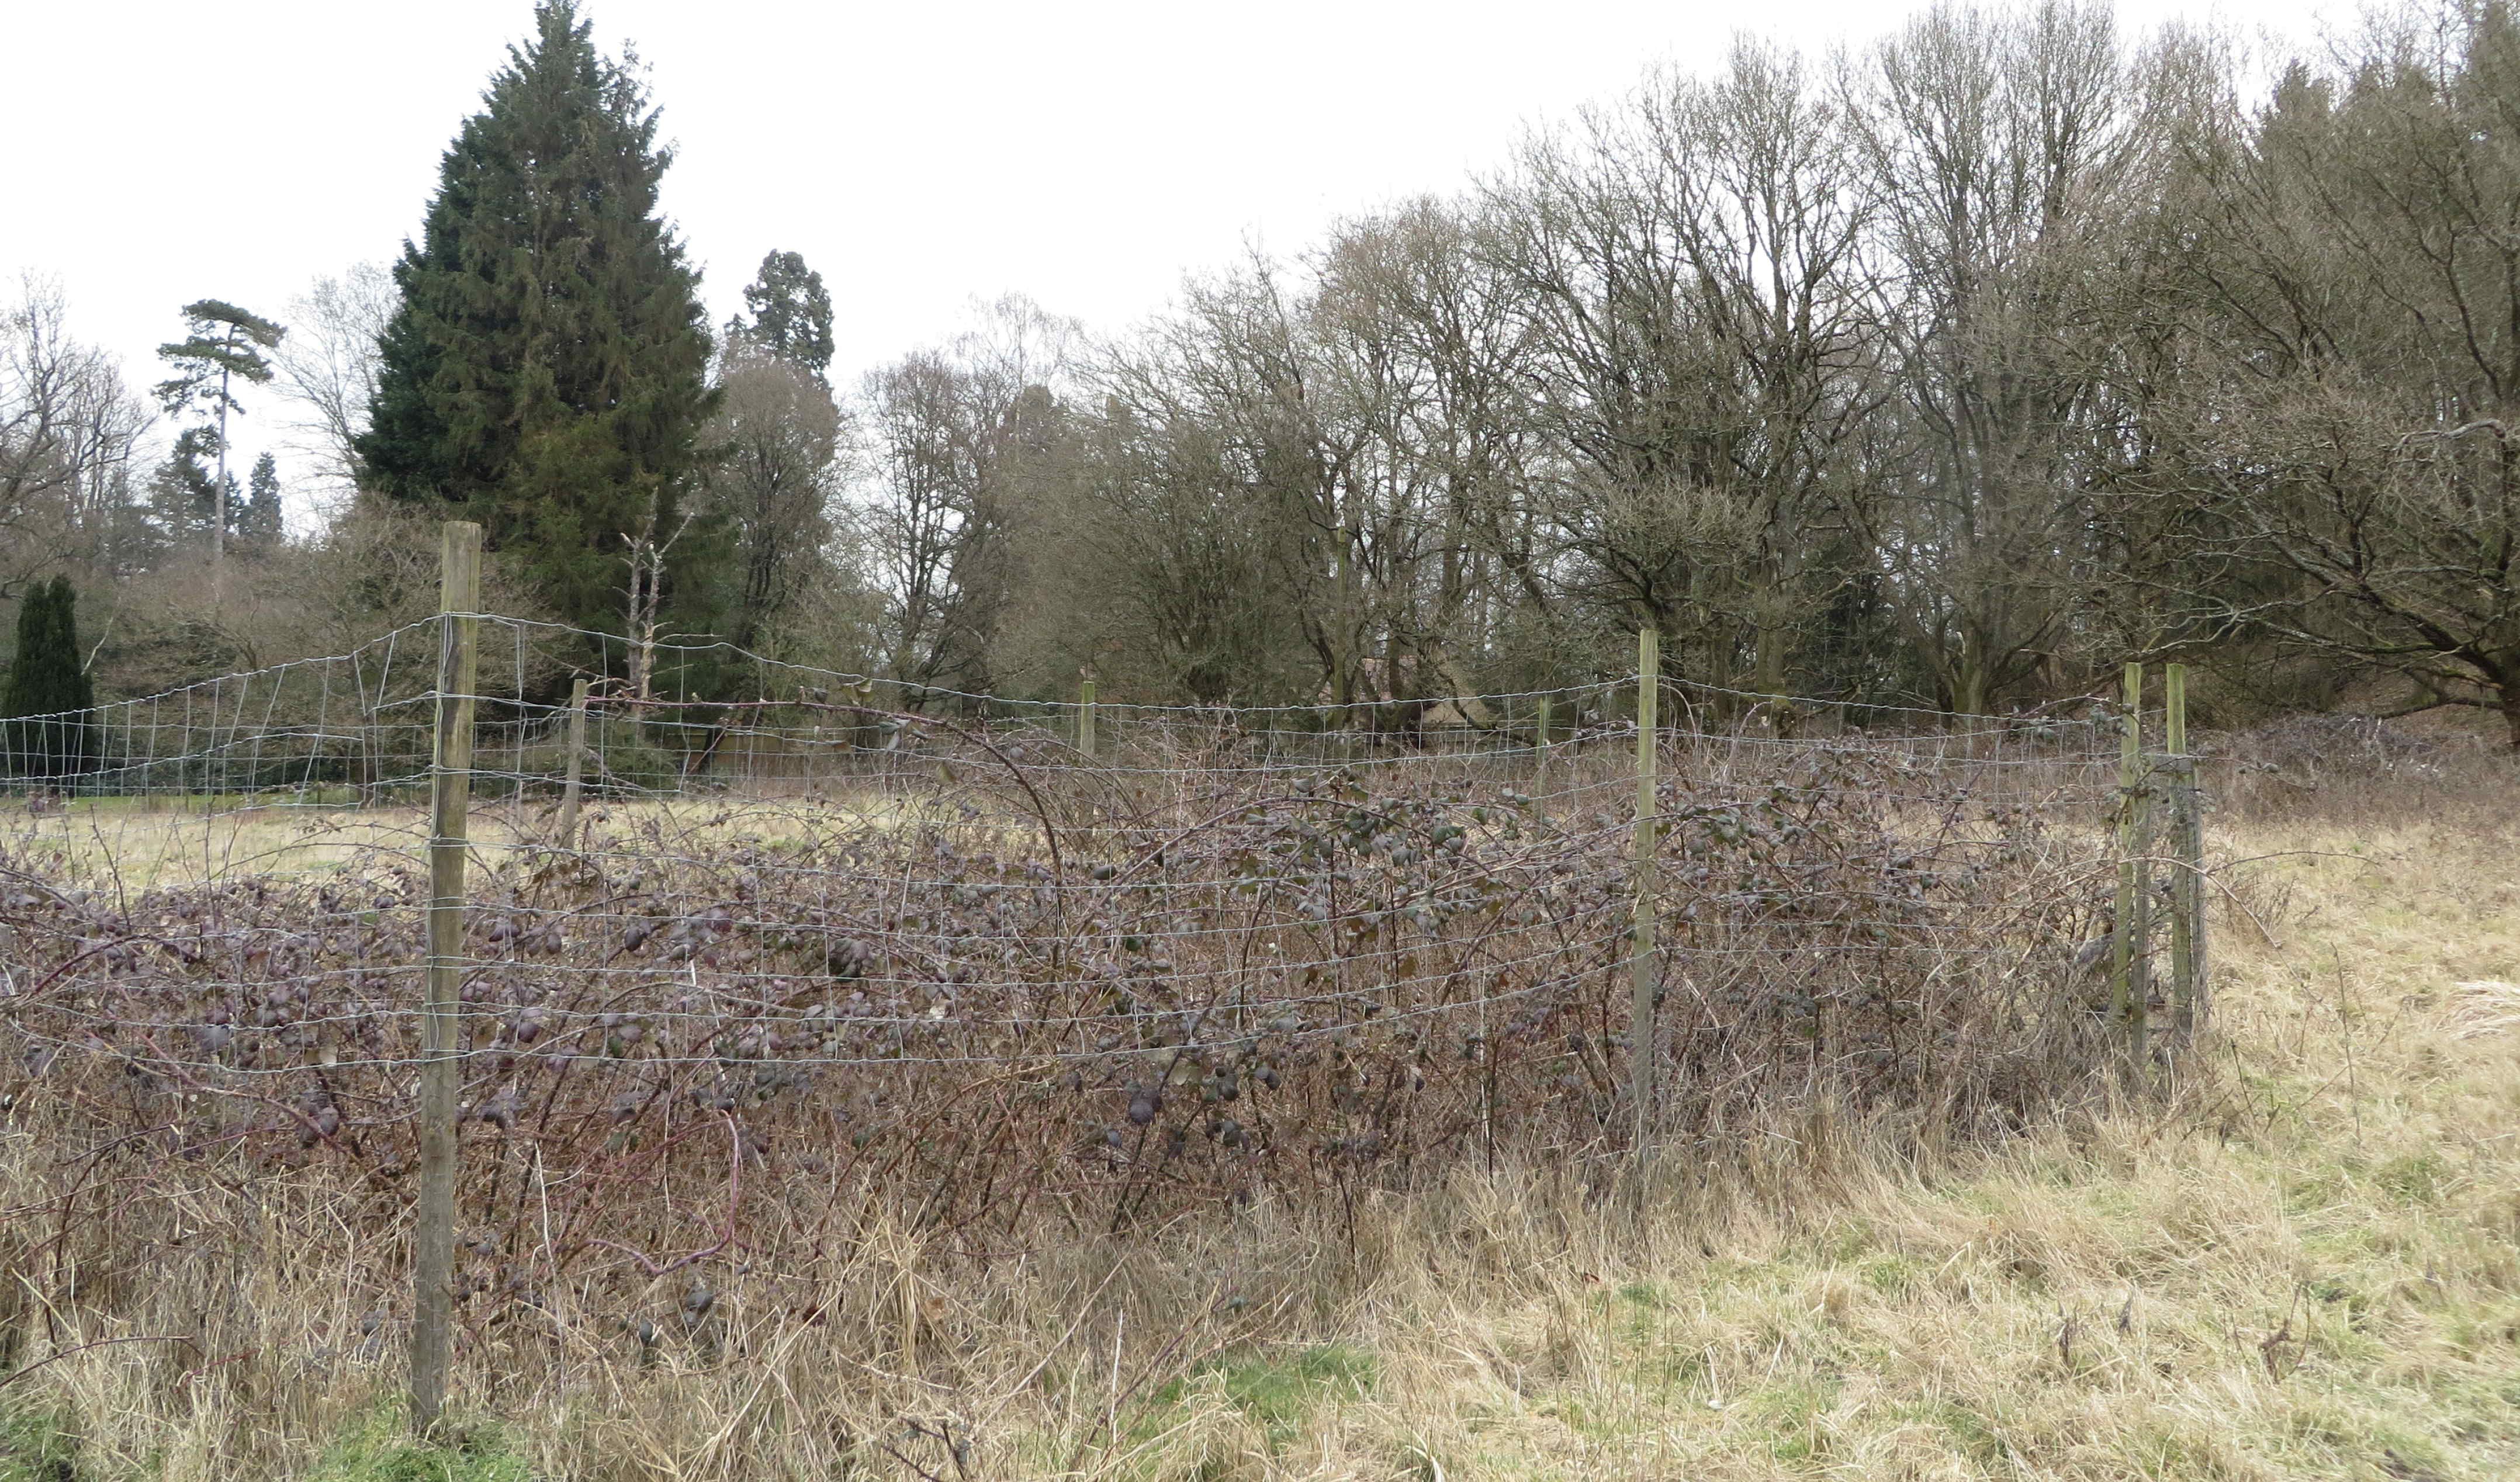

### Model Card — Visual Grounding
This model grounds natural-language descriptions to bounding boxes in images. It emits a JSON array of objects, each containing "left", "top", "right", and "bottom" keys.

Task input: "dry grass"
[
  {"left": 1, "top": 788, "right": 968, "bottom": 895},
  {"left": 4, "top": 748, "right": 2517, "bottom": 1481}
]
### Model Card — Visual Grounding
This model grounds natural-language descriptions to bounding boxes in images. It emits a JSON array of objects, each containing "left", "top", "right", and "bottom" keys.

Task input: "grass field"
[
  {"left": 0, "top": 787, "right": 954, "bottom": 895},
  {"left": 3, "top": 752, "right": 2516, "bottom": 1480}
]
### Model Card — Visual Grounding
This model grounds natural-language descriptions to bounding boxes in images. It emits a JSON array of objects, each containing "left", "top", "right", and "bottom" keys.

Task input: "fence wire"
[{"left": 4, "top": 612, "right": 2135, "bottom": 1245}]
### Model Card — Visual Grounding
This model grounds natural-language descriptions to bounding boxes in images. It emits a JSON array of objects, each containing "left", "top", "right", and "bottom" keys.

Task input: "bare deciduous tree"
[
  {"left": 1846, "top": 0, "right": 2174, "bottom": 714},
  {"left": 2167, "top": 4, "right": 2520, "bottom": 742},
  {"left": 1469, "top": 40, "right": 1889, "bottom": 709},
  {"left": 2, "top": 278, "right": 154, "bottom": 597},
  {"left": 856, "top": 297, "right": 1078, "bottom": 704},
  {"left": 705, "top": 335, "right": 849, "bottom": 653},
  {"left": 271, "top": 263, "right": 394, "bottom": 505}
]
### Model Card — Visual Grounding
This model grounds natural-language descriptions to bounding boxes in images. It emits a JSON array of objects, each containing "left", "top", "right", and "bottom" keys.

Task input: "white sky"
[{"left": 3, "top": 0, "right": 2325, "bottom": 505}]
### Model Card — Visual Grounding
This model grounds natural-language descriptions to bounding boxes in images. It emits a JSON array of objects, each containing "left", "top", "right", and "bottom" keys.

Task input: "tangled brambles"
[{"left": 2, "top": 729, "right": 2114, "bottom": 1443}]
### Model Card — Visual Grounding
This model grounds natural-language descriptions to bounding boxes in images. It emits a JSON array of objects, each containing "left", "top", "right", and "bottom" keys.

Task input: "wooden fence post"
[
  {"left": 509, "top": 626, "right": 527, "bottom": 835},
  {"left": 558, "top": 677, "right": 589, "bottom": 850},
  {"left": 411, "top": 520, "right": 480, "bottom": 1435},
  {"left": 1631, "top": 627, "right": 1660, "bottom": 1171},
  {"left": 1078, "top": 675, "right": 1098, "bottom": 760},
  {"left": 1536, "top": 692, "right": 1553, "bottom": 758},
  {"left": 2111, "top": 662, "right": 2150, "bottom": 1068},
  {"left": 2166, "top": 663, "right": 2204, "bottom": 1036}
]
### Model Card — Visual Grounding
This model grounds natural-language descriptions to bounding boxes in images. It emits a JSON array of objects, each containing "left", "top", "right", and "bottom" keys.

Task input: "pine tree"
[
  {"left": 2, "top": 577, "right": 98, "bottom": 778},
  {"left": 154, "top": 300, "right": 283, "bottom": 571},
  {"left": 241, "top": 452, "right": 285, "bottom": 550},
  {"left": 358, "top": 0, "right": 721, "bottom": 645}
]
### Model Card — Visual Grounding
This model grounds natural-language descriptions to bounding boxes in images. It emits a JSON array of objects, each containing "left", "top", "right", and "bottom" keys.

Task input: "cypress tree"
[
  {"left": 2, "top": 578, "right": 98, "bottom": 779},
  {"left": 358, "top": 0, "right": 721, "bottom": 645}
]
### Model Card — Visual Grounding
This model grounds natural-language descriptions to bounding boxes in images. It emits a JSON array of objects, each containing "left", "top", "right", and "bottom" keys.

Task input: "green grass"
[
  {"left": 300, "top": 1410, "right": 534, "bottom": 1482},
  {"left": 0, "top": 1400, "right": 535, "bottom": 1482},
  {"left": 1145, "top": 1343, "right": 1379, "bottom": 1450},
  {"left": 0, "top": 1400, "right": 80, "bottom": 1482}
]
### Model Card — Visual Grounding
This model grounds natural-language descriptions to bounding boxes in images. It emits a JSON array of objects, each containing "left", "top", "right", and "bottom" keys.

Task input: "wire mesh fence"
[
  {"left": 1, "top": 611, "right": 2126, "bottom": 810},
  {"left": 2, "top": 606, "right": 2157, "bottom": 1380}
]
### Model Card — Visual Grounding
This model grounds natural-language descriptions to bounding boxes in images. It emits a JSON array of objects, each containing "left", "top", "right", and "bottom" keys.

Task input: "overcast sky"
[{"left": 4, "top": 0, "right": 2327, "bottom": 504}]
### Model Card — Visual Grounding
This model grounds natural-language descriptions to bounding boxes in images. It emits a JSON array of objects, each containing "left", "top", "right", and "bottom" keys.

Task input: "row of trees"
[
  {"left": 798, "top": 0, "right": 2517, "bottom": 740},
  {"left": 6, "top": 0, "right": 2516, "bottom": 744},
  {"left": 3, "top": 288, "right": 300, "bottom": 592}
]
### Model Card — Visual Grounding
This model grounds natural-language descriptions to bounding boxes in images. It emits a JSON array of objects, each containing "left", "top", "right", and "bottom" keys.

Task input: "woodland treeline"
[{"left": 5, "top": 0, "right": 2518, "bottom": 740}]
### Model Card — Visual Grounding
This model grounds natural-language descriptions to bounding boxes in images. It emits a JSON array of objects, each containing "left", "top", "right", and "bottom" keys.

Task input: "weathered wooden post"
[
  {"left": 510, "top": 626, "right": 528, "bottom": 835},
  {"left": 1078, "top": 674, "right": 1098, "bottom": 760},
  {"left": 558, "top": 677, "right": 590, "bottom": 850},
  {"left": 1631, "top": 627, "right": 1661, "bottom": 1169},
  {"left": 2166, "top": 663, "right": 2204, "bottom": 1036},
  {"left": 411, "top": 520, "right": 479, "bottom": 1435},
  {"left": 2112, "top": 662, "right": 2150, "bottom": 1067}
]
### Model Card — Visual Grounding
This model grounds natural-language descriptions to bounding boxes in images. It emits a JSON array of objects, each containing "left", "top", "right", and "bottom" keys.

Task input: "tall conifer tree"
[
  {"left": 2, "top": 577, "right": 97, "bottom": 778},
  {"left": 154, "top": 299, "right": 283, "bottom": 573},
  {"left": 241, "top": 452, "right": 285, "bottom": 551},
  {"left": 731, "top": 251, "right": 835, "bottom": 379},
  {"left": 358, "top": 1, "right": 720, "bottom": 643}
]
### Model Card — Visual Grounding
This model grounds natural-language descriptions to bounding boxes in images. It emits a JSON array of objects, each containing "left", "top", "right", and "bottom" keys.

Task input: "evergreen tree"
[
  {"left": 241, "top": 452, "right": 285, "bottom": 550},
  {"left": 731, "top": 251, "right": 834, "bottom": 379},
  {"left": 358, "top": 0, "right": 721, "bottom": 646},
  {"left": 144, "top": 428, "right": 238, "bottom": 553},
  {"left": 2, "top": 577, "right": 98, "bottom": 778},
  {"left": 154, "top": 299, "right": 284, "bottom": 570}
]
